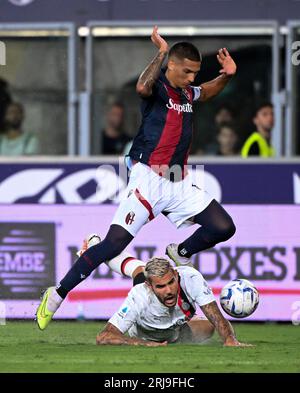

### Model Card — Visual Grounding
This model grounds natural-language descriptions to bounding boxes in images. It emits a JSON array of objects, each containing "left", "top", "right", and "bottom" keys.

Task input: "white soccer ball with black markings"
[{"left": 220, "top": 279, "right": 259, "bottom": 318}]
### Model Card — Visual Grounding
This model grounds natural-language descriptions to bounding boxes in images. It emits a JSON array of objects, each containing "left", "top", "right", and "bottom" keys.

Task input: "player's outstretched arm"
[
  {"left": 96, "top": 323, "right": 167, "bottom": 347},
  {"left": 200, "top": 301, "right": 253, "bottom": 347},
  {"left": 136, "top": 26, "right": 169, "bottom": 98},
  {"left": 199, "top": 48, "right": 237, "bottom": 102}
]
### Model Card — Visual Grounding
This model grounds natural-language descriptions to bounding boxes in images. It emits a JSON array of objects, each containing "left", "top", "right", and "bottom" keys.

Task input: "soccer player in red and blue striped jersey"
[{"left": 36, "top": 26, "right": 238, "bottom": 330}]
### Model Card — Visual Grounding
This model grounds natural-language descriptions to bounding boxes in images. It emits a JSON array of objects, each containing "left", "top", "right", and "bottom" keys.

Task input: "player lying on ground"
[
  {"left": 37, "top": 236, "right": 251, "bottom": 347},
  {"left": 36, "top": 26, "right": 237, "bottom": 330},
  {"left": 97, "top": 257, "right": 251, "bottom": 347}
]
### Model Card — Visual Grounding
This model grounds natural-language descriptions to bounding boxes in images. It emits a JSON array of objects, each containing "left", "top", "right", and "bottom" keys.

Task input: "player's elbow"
[
  {"left": 136, "top": 83, "right": 152, "bottom": 98},
  {"left": 199, "top": 89, "right": 208, "bottom": 102},
  {"left": 199, "top": 89, "right": 214, "bottom": 102}
]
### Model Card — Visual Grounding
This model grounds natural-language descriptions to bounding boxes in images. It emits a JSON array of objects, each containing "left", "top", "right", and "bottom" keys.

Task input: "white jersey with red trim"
[{"left": 108, "top": 266, "right": 215, "bottom": 343}]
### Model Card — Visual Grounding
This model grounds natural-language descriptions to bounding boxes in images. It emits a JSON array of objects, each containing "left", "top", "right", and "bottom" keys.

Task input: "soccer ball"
[{"left": 220, "top": 279, "right": 259, "bottom": 318}]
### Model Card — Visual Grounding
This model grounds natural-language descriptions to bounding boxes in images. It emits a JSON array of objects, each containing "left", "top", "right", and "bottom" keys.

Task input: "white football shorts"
[{"left": 111, "top": 162, "right": 214, "bottom": 236}]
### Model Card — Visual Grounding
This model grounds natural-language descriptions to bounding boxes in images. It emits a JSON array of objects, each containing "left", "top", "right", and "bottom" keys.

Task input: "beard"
[{"left": 160, "top": 293, "right": 177, "bottom": 307}]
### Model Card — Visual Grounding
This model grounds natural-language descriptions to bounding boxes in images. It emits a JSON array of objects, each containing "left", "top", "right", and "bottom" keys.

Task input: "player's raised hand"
[
  {"left": 151, "top": 25, "right": 169, "bottom": 53},
  {"left": 217, "top": 48, "right": 237, "bottom": 77}
]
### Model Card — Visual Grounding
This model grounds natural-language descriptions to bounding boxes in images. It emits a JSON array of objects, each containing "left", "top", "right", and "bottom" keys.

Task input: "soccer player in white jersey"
[{"left": 96, "top": 256, "right": 251, "bottom": 347}]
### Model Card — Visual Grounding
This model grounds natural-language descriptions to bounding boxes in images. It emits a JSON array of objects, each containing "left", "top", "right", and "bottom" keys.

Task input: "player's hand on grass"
[
  {"left": 144, "top": 340, "right": 168, "bottom": 347},
  {"left": 151, "top": 25, "right": 169, "bottom": 54},
  {"left": 223, "top": 336, "right": 253, "bottom": 347},
  {"left": 224, "top": 341, "right": 254, "bottom": 347},
  {"left": 217, "top": 48, "right": 237, "bottom": 77}
]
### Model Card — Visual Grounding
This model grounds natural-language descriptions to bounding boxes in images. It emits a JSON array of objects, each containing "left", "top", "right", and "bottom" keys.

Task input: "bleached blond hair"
[{"left": 144, "top": 257, "right": 174, "bottom": 282}]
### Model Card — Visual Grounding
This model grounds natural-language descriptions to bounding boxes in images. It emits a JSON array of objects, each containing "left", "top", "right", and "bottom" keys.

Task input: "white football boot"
[{"left": 166, "top": 243, "right": 193, "bottom": 267}]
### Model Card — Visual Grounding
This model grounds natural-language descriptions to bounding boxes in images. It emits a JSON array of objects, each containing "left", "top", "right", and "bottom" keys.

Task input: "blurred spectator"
[
  {"left": 241, "top": 102, "right": 275, "bottom": 157},
  {"left": 0, "top": 78, "right": 12, "bottom": 133},
  {"left": 205, "top": 122, "right": 240, "bottom": 156},
  {"left": 201, "top": 104, "right": 236, "bottom": 155},
  {"left": 214, "top": 104, "right": 235, "bottom": 128},
  {"left": 101, "top": 102, "right": 131, "bottom": 155},
  {"left": 0, "top": 102, "right": 39, "bottom": 156}
]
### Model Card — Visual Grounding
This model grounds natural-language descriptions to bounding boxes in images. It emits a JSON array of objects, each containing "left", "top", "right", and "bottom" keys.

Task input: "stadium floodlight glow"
[
  {"left": 0, "top": 29, "right": 69, "bottom": 37},
  {"left": 89, "top": 25, "right": 275, "bottom": 37},
  {"left": 78, "top": 27, "right": 90, "bottom": 37},
  {"left": 280, "top": 26, "right": 289, "bottom": 35}
]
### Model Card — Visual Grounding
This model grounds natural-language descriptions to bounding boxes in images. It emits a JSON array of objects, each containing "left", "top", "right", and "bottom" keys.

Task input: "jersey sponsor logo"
[
  {"left": 166, "top": 98, "right": 193, "bottom": 114},
  {"left": 125, "top": 211, "right": 135, "bottom": 225}
]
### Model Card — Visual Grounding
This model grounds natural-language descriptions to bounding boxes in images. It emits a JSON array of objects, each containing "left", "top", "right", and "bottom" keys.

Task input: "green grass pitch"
[{"left": 0, "top": 321, "right": 299, "bottom": 373}]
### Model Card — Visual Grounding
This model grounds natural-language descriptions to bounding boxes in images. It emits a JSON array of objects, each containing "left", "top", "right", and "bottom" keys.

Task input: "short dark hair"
[
  {"left": 168, "top": 42, "right": 202, "bottom": 62},
  {"left": 215, "top": 104, "right": 235, "bottom": 117},
  {"left": 254, "top": 101, "right": 273, "bottom": 116},
  {"left": 218, "top": 121, "right": 238, "bottom": 135}
]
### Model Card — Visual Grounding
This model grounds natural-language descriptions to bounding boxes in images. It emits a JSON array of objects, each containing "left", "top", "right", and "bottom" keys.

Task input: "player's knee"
[
  {"left": 214, "top": 217, "right": 236, "bottom": 242},
  {"left": 223, "top": 218, "right": 236, "bottom": 240},
  {"left": 197, "top": 321, "right": 215, "bottom": 342},
  {"left": 206, "top": 322, "right": 215, "bottom": 339},
  {"left": 103, "top": 225, "right": 134, "bottom": 259},
  {"left": 200, "top": 321, "right": 215, "bottom": 341}
]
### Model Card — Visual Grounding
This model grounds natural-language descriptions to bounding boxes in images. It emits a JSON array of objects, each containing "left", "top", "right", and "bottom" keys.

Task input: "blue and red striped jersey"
[{"left": 129, "top": 69, "right": 201, "bottom": 179}]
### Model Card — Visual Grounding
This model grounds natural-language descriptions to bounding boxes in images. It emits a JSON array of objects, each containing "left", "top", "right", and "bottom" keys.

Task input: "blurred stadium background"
[{"left": 0, "top": 0, "right": 300, "bottom": 329}]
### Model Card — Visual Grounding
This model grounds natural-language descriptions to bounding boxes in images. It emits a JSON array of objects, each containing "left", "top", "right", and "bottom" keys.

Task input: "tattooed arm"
[
  {"left": 201, "top": 301, "right": 252, "bottom": 347},
  {"left": 96, "top": 323, "right": 167, "bottom": 347},
  {"left": 136, "top": 26, "right": 169, "bottom": 98}
]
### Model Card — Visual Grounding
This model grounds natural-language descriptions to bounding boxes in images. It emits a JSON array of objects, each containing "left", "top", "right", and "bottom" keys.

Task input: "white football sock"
[
  {"left": 107, "top": 251, "right": 145, "bottom": 277},
  {"left": 78, "top": 232, "right": 145, "bottom": 278},
  {"left": 47, "top": 287, "right": 64, "bottom": 313}
]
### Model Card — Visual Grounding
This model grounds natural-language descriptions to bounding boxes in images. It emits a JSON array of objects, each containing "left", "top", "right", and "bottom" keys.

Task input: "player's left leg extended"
[
  {"left": 177, "top": 199, "right": 236, "bottom": 257},
  {"left": 167, "top": 199, "right": 235, "bottom": 265},
  {"left": 36, "top": 229, "right": 145, "bottom": 330}
]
